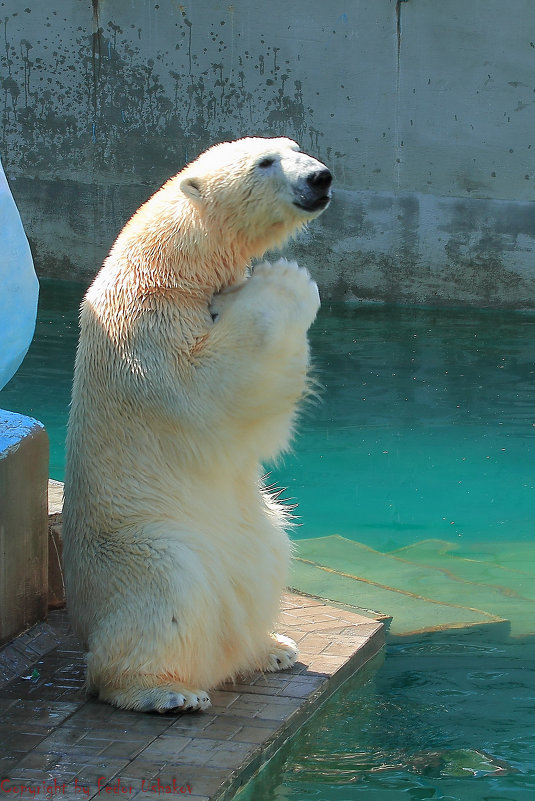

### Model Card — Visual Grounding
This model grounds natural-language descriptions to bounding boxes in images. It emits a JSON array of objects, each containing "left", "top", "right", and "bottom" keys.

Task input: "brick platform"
[{"left": 0, "top": 595, "right": 384, "bottom": 800}]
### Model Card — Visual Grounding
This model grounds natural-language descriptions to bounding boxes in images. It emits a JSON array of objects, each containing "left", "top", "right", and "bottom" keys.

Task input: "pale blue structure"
[
  {"left": 0, "top": 409, "right": 45, "bottom": 455},
  {"left": 0, "top": 157, "right": 39, "bottom": 390}
]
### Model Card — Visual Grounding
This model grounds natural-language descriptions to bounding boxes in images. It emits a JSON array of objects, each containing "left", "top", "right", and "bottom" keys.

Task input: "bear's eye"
[{"left": 258, "top": 157, "right": 275, "bottom": 169}]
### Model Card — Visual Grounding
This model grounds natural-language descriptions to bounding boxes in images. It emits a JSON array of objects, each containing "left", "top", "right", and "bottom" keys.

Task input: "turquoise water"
[
  {"left": 285, "top": 303, "right": 535, "bottom": 550},
  {"left": 2, "top": 280, "right": 534, "bottom": 799},
  {"left": 0, "top": 280, "right": 83, "bottom": 480}
]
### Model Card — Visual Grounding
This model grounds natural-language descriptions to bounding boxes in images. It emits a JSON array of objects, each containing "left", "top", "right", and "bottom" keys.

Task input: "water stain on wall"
[{"left": 1, "top": 5, "right": 320, "bottom": 184}]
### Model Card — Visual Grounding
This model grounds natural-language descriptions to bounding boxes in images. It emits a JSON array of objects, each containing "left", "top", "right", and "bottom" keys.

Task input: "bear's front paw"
[
  {"left": 251, "top": 259, "right": 320, "bottom": 329},
  {"left": 262, "top": 633, "right": 300, "bottom": 673}
]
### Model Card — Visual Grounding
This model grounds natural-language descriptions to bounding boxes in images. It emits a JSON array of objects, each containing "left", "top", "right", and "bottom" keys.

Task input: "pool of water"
[
  {"left": 288, "top": 302, "right": 535, "bottom": 550},
  {"left": 1, "top": 280, "right": 534, "bottom": 799},
  {"left": 238, "top": 638, "right": 535, "bottom": 801}
]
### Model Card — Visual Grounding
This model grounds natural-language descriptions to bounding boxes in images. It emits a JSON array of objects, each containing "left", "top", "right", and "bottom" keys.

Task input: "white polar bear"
[{"left": 62, "top": 136, "right": 332, "bottom": 712}]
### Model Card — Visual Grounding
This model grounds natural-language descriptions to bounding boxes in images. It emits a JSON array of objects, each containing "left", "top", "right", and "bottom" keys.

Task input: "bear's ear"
[{"left": 180, "top": 177, "right": 203, "bottom": 201}]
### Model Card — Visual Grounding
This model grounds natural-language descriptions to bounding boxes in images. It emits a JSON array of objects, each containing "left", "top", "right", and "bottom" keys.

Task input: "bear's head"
[{"left": 179, "top": 137, "right": 332, "bottom": 256}]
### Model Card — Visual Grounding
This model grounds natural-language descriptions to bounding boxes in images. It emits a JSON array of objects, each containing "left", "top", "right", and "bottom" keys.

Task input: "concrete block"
[{"left": 0, "top": 410, "right": 49, "bottom": 644}]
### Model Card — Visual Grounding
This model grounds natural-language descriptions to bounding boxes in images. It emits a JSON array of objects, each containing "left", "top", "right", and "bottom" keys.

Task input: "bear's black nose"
[{"left": 307, "top": 169, "right": 332, "bottom": 193}]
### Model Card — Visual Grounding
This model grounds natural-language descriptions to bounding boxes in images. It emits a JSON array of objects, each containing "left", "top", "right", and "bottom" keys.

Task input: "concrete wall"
[
  {"left": 2, "top": 0, "right": 535, "bottom": 306},
  {"left": 0, "top": 411, "right": 48, "bottom": 644}
]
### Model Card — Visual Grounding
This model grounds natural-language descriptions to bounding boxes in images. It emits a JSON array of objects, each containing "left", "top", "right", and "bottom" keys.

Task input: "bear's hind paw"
[
  {"left": 263, "top": 633, "right": 299, "bottom": 673},
  {"left": 104, "top": 685, "right": 211, "bottom": 714}
]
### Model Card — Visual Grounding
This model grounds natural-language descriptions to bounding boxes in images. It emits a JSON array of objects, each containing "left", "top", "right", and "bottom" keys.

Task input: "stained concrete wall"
[{"left": 2, "top": 0, "right": 535, "bottom": 306}]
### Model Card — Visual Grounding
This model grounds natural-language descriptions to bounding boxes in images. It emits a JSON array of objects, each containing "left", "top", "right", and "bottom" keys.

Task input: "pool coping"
[{"left": 0, "top": 485, "right": 385, "bottom": 801}]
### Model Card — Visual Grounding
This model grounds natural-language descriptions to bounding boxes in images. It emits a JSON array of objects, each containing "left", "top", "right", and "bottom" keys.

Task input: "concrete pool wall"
[{"left": 2, "top": 0, "right": 535, "bottom": 307}]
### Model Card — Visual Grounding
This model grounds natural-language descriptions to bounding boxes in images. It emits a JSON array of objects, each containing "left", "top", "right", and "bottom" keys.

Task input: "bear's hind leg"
[
  {"left": 86, "top": 644, "right": 212, "bottom": 713},
  {"left": 83, "top": 557, "right": 214, "bottom": 713}
]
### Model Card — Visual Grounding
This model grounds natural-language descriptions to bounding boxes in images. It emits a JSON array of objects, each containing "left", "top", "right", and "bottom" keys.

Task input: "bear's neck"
[
  {"left": 115, "top": 218, "right": 252, "bottom": 302},
  {"left": 140, "top": 239, "right": 250, "bottom": 299}
]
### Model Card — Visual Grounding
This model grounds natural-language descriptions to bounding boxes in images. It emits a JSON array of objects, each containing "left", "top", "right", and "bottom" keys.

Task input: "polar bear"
[{"left": 62, "top": 136, "right": 332, "bottom": 712}]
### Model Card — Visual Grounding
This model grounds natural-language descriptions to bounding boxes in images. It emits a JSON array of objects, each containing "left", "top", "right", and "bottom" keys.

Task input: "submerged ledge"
[{"left": 0, "top": 491, "right": 385, "bottom": 801}]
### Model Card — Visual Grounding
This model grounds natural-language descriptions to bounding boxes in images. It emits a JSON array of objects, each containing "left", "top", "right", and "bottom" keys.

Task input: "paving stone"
[
  {"left": 229, "top": 722, "right": 280, "bottom": 744},
  {"left": 277, "top": 676, "right": 327, "bottom": 697},
  {"left": 188, "top": 718, "right": 244, "bottom": 741},
  {"left": 100, "top": 740, "right": 156, "bottom": 760},
  {"left": 33, "top": 728, "right": 90, "bottom": 751},
  {"left": 162, "top": 738, "right": 255, "bottom": 770},
  {"left": 206, "top": 690, "right": 240, "bottom": 708},
  {"left": 11, "top": 750, "right": 64, "bottom": 771},
  {"left": 255, "top": 700, "right": 303, "bottom": 721},
  {"left": 219, "top": 697, "right": 268, "bottom": 719},
  {"left": 55, "top": 757, "right": 132, "bottom": 782},
  {"left": 0, "top": 700, "right": 79, "bottom": 726},
  {"left": 0, "top": 731, "right": 48, "bottom": 753},
  {"left": 166, "top": 714, "right": 216, "bottom": 735},
  {"left": 135, "top": 735, "right": 193, "bottom": 761},
  {"left": 115, "top": 759, "right": 165, "bottom": 782},
  {"left": 0, "top": 755, "right": 18, "bottom": 777},
  {"left": 216, "top": 681, "right": 282, "bottom": 697},
  {"left": 250, "top": 674, "right": 291, "bottom": 689},
  {"left": 0, "top": 593, "right": 384, "bottom": 800}
]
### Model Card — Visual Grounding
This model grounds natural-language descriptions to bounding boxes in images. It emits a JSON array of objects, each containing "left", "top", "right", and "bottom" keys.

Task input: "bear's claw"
[
  {"left": 152, "top": 689, "right": 212, "bottom": 714},
  {"left": 106, "top": 686, "right": 212, "bottom": 714},
  {"left": 263, "top": 633, "right": 299, "bottom": 673}
]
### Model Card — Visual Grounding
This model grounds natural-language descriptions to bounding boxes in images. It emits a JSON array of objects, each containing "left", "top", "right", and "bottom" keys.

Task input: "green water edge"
[{"left": 2, "top": 280, "right": 535, "bottom": 800}]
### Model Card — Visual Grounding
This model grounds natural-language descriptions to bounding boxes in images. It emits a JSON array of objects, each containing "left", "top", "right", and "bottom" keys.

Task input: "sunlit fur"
[{"left": 62, "top": 137, "right": 329, "bottom": 712}]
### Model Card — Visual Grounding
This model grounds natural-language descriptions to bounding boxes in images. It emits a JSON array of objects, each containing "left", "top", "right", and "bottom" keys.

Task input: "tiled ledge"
[{"left": 0, "top": 594, "right": 384, "bottom": 800}]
